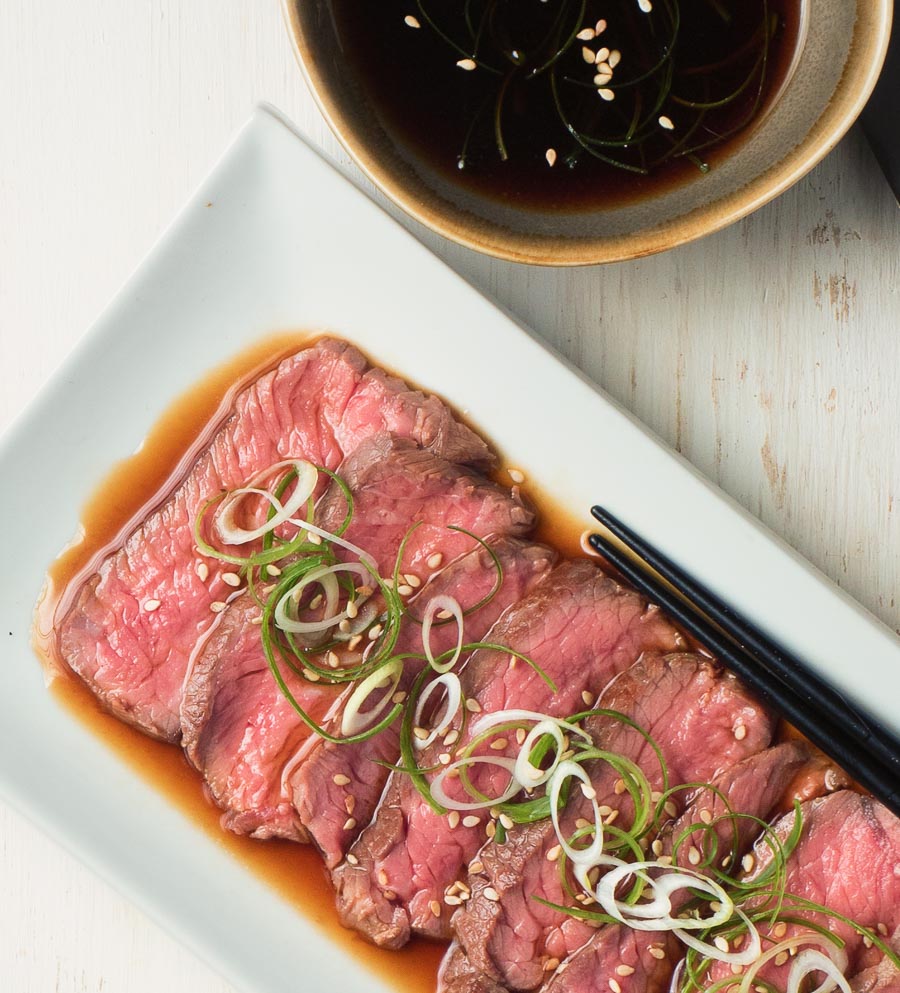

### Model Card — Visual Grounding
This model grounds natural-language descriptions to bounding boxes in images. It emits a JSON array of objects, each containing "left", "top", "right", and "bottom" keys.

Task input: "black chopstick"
[
  {"left": 588, "top": 508, "right": 900, "bottom": 819},
  {"left": 591, "top": 506, "right": 900, "bottom": 782}
]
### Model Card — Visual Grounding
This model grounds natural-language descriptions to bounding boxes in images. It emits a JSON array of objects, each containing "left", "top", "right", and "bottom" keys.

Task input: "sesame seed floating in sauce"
[
  {"left": 581, "top": 46, "right": 596, "bottom": 64},
  {"left": 222, "top": 571, "right": 241, "bottom": 587},
  {"left": 576, "top": 28, "right": 596, "bottom": 41},
  {"left": 658, "top": 115, "right": 675, "bottom": 131},
  {"left": 508, "top": 468, "right": 526, "bottom": 484},
  {"left": 598, "top": 88, "right": 615, "bottom": 102},
  {"left": 456, "top": 58, "right": 477, "bottom": 71},
  {"left": 404, "top": 14, "right": 420, "bottom": 28},
  {"left": 608, "top": 49, "right": 622, "bottom": 69},
  {"left": 143, "top": 599, "right": 161, "bottom": 612},
  {"left": 427, "top": 552, "right": 444, "bottom": 569},
  {"left": 195, "top": 562, "right": 209, "bottom": 582},
  {"left": 209, "top": 601, "right": 227, "bottom": 613},
  {"left": 638, "top": 0, "right": 653, "bottom": 11},
  {"left": 545, "top": 148, "right": 558, "bottom": 167}
]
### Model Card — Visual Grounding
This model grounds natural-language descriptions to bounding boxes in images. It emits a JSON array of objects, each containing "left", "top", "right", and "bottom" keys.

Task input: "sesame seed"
[
  {"left": 250, "top": 615, "right": 263, "bottom": 625},
  {"left": 700, "top": 808, "right": 713, "bottom": 824},
  {"left": 210, "top": 600, "right": 227, "bottom": 613},
  {"left": 444, "top": 729, "right": 459, "bottom": 746},
  {"left": 605, "top": 809, "right": 620, "bottom": 825},
  {"left": 384, "top": 889, "right": 396, "bottom": 900},
  {"left": 368, "top": 624, "right": 383, "bottom": 641},
  {"left": 310, "top": 594, "right": 323, "bottom": 610},
  {"left": 658, "top": 855, "right": 673, "bottom": 866},
  {"left": 581, "top": 690, "right": 595, "bottom": 706},
  {"left": 732, "top": 722, "right": 747, "bottom": 738},
  {"left": 397, "top": 584, "right": 413, "bottom": 596},
  {"left": 143, "top": 599, "right": 161, "bottom": 612},
  {"left": 346, "top": 600, "right": 359, "bottom": 619},
  {"left": 499, "top": 813, "right": 514, "bottom": 830},
  {"left": 404, "top": 573, "right": 422, "bottom": 588},
  {"left": 490, "top": 738, "right": 508, "bottom": 751},
  {"left": 439, "top": 752, "right": 451, "bottom": 765},
  {"left": 343, "top": 817, "right": 357, "bottom": 831},
  {"left": 345, "top": 796, "right": 356, "bottom": 814},
  {"left": 575, "top": 818, "right": 591, "bottom": 830},
  {"left": 598, "top": 804, "right": 612, "bottom": 817},
  {"left": 715, "top": 936, "right": 731, "bottom": 953},
  {"left": 392, "top": 690, "right": 407, "bottom": 704},
  {"left": 742, "top": 853, "right": 755, "bottom": 873},
  {"left": 378, "top": 869, "right": 389, "bottom": 886},
  {"left": 547, "top": 844, "right": 562, "bottom": 862},
  {"left": 381, "top": 577, "right": 394, "bottom": 590},
  {"left": 688, "top": 846, "right": 701, "bottom": 865},
  {"left": 486, "top": 821, "right": 496, "bottom": 839},
  {"left": 339, "top": 619, "right": 351, "bottom": 633},
  {"left": 508, "top": 468, "right": 526, "bottom": 484},
  {"left": 307, "top": 531, "right": 322, "bottom": 546},
  {"left": 465, "top": 699, "right": 482, "bottom": 713},
  {"left": 303, "top": 668, "right": 321, "bottom": 682},
  {"left": 348, "top": 635, "right": 363, "bottom": 651},
  {"left": 664, "top": 801, "right": 678, "bottom": 818},
  {"left": 878, "top": 922, "right": 888, "bottom": 936},
  {"left": 516, "top": 728, "right": 527, "bottom": 745},
  {"left": 614, "top": 778, "right": 626, "bottom": 795},
  {"left": 545, "top": 958, "right": 561, "bottom": 972},
  {"left": 710, "top": 901, "right": 723, "bottom": 913},
  {"left": 427, "top": 553, "right": 444, "bottom": 570},
  {"left": 774, "top": 952, "right": 789, "bottom": 967},
  {"left": 545, "top": 148, "right": 558, "bottom": 168},
  {"left": 456, "top": 58, "right": 477, "bottom": 71},
  {"left": 576, "top": 28, "right": 595, "bottom": 40},
  {"left": 356, "top": 585, "right": 374, "bottom": 597},
  {"left": 595, "top": 18, "right": 607, "bottom": 33},
  {"left": 863, "top": 936, "right": 874, "bottom": 948},
  {"left": 773, "top": 922, "right": 788, "bottom": 938},
  {"left": 608, "top": 49, "right": 622, "bottom": 69},
  {"left": 404, "top": 14, "right": 420, "bottom": 27},
  {"left": 196, "top": 562, "right": 209, "bottom": 582},
  {"left": 445, "top": 894, "right": 462, "bottom": 906},
  {"left": 731, "top": 965, "right": 743, "bottom": 976},
  {"left": 581, "top": 783, "right": 597, "bottom": 800},
  {"left": 267, "top": 564, "right": 281, "bottom": 577},
  {"left": 463, "top": 815, "right": 481, "bottom": 828},
  {"left": 333, "top": 773, "right": 351, "bottom": 786},
  {"left": 430, "top": 899, "right": 442, "bottom": 916},
  {"left": 616, "top": 965, "right": 635, "bottom": 977},
  {"left": 581, "top": 46, "right": 595, "bottom": 64},
  {"left": 346, "top": 853, "right": 359, "bottom": 865},
  {"left": 448, "top": 811, "right": 460, "bottom": 828},
  {"left": 469, "top": 860, "right": 484, "bottom": 874},
  {"left": 222, "top": 571, "right": 241, "bottom": 587},
  {"left": 652, "top": 839, "right": 664, "bottom": 856},
  {"left": 595, "top": 47, "right": 610, "bottom": 63},
  {"left": 437, "top": 609, "right": 453, "bottom": 619},
  {"left": 483, "top": 887, "right": 500, "bottom": 902},
  {"left": 413, "top": 726, "right": 429, "bottom": 741},
  {"left": 649, "top": 946, "right": 666, "bottom": 960},
  {"left": 610, "top": 979, "right": 622, "bottom": 993},
  {"left": 638, "top": 0, "right": 653, "bottom": 11}
]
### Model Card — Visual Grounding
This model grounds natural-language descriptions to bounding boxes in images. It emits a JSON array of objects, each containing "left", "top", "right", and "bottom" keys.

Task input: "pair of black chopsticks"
[{"left": 589, "top": 506, "right": 900, "bottom": 819}]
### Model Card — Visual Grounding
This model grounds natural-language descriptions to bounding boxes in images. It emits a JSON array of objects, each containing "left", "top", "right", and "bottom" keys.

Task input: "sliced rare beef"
[
  {"left": 55, "top": 338, "right": 495, "bottom": 742},
  {"left": 291, "top": 536, "right": 557, "bottom": 866},
  {"left": 181, "top": 439, "right": 535, "bottom": 840},
  {"left": 444, "top": 653, "right": 775, "bottom": 993},
  {"left": 706, "top": 790, "right": 900, "bottom": 993},
  {"left": 534, "top": 740, "right": 830, "bottom": 993},
  {"left": 332, "top": 560, "right": 685, "bottom": 949}
]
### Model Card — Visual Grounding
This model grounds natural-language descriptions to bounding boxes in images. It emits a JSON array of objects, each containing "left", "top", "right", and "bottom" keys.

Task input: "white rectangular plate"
[{"left": 1, "top": 105, "right": 897, "bottom": 993}]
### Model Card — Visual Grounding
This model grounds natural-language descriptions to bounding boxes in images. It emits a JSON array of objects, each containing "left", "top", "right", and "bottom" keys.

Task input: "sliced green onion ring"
[
  {"left": 341, "top": 659, "right": 403, "bottom": 736},
  {"left": 412, "top": 672, "right": 463, "bottom": 751},
  {"left": 430, "top": 756, "right": 520, "bottom": 811},
  {"left": 273, "top": 562, "right": 374, "bottom": 635},
  {"left": 216, "top": 460, "right": 318, "bottom": 544},
  {"left": 421, "top": 595, "right": 464, "bottom": 673}
]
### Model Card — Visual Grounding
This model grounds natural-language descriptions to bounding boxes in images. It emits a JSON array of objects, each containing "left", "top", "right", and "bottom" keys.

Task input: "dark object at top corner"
[{"left": 862, "top": 11, "right": 900, "bottom": 203}]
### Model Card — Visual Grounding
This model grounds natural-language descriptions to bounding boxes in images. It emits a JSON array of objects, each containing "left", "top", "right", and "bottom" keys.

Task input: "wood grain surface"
[{"left": 0, "top": 2, "right": 897, "bottom": 991}]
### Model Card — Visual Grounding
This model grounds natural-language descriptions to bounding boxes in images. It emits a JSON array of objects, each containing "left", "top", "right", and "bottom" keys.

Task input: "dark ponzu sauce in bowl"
[{"left": 328, "top": 0, "right": 802, "bottom": 209}]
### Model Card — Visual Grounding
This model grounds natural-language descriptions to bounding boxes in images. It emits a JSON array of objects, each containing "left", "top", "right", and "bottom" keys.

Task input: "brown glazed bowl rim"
[{"left": 282, "top": 1, "right": 892, "bottom": 266}]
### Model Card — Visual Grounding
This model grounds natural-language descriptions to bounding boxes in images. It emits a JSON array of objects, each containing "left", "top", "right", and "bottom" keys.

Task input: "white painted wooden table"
[{"left": 0, "top": 2, "right": 897, "bottom": 991}]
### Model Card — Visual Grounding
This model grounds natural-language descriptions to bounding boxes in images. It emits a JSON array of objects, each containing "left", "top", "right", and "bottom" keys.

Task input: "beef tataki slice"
[
  {"left": 535, "top": 740, "right": 827, "bottom": 993},
  {"left": 332, "top": 560, "right": 684, "bottom": 949},
  {"left": 291, "top": 536, "right": 557, "bottom": 867},
  {"left": 707, "top": 790, "right": 900, "bottom": 993},
  {"left": 181, "top": 440, "right": 535, "bottom": 840},
  {"left": 56, "top": 338, "right": 495, "bottom": 742},
  {"left": 446, "top": 653, "right": 775, "bottom": 993}
]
